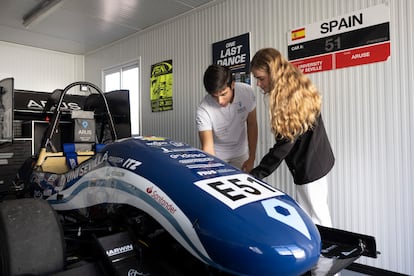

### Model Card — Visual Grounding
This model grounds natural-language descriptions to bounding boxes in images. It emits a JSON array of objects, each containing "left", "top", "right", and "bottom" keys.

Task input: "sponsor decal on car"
[
  {"left": 139, "top": 136, "right": 166, "bottom": 141},
  {"left": 108, "top": 156, "right": 124, "bottom": 166},
  {"left": 187, "top": 163, "right": 225, "bottom": 169},
  {"left": 106, "top": 244, "right": 134, "bottom": 257},
  {"left": 169, "top": 153, "right": 207, "bottom": 159},
  {"left": 146, "top": 186, "right": 177, "bottom": 214},
  {"left": 65, "top": 152, "right": 108, "bottom": 186},
  {"left": 145, "top": 141, "right": 169, "bottom": 147},
  {"left": 122, "top": 158, "right": 142, "bottom": 171}
]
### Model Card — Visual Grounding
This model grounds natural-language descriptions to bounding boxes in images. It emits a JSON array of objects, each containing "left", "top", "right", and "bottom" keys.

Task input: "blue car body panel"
[{"left": 43, "top": 136, "right": 321, "bottom": 276}]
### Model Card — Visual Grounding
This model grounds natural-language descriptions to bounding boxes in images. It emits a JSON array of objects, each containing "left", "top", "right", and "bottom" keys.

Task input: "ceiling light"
[{"left": 22, "top": 0, "right": 64, "bottom": 29}]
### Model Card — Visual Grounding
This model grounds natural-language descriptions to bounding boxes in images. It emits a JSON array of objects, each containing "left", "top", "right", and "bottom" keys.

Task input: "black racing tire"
[{"left": 0, "top": 198, "right": 65, "bottom": 275}]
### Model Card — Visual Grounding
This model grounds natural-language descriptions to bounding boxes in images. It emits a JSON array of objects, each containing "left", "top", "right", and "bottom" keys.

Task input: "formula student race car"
[{"left": 0, "top": 81, "right": 377, "bottom": 276}]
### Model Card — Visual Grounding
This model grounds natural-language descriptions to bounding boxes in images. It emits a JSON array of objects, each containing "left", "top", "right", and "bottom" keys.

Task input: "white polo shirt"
[{"left": 196, "top": 82, "right": 256, "bottom": 160}]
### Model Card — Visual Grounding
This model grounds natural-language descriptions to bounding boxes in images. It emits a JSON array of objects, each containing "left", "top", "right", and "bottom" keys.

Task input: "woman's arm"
[{"left": 249, "top": 138, "right": 294, "bottom": 179}]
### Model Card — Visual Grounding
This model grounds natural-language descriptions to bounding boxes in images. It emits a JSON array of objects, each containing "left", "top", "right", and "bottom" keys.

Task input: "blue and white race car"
[{"left": 0, "top": 81, "right": 377, "bottom": 276}]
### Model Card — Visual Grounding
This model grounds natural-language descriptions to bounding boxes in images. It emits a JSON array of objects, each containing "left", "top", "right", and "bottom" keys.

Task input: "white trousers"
[
  {"left": 296, "top": 176, "right": 332, "bottom": 227},
  {"left": 296, "top": 176, "right": 339, "bottom": 276}
]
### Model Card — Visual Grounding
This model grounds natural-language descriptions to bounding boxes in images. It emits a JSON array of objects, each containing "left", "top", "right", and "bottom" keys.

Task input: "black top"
[{"left": 250, "top": 115, "right": 335, "bottom": 185}]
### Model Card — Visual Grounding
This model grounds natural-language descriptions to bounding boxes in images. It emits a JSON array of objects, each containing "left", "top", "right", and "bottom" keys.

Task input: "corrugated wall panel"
[
  {"left": 85, "top": 0, "right": 414, "bottom": 274},
  {"left": 0, "top": 41, "right": 84, "bottom": 91}
]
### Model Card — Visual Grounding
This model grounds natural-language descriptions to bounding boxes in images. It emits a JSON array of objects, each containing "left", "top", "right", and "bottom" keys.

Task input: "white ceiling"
[{"left": 0, "top": 0, "right": 216, "bottom": 55}]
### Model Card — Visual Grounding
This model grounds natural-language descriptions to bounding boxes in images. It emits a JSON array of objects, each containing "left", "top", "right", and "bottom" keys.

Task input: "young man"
[{"left": 196, "top": 65, "right": 258, "bottom": 172}]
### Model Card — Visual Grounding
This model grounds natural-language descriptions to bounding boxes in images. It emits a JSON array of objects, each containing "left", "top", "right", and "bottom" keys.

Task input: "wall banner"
[
  {"left": 150, "top": 60, "right": 173, "bottom": 112},
  {"left": 213, "top": 33, "right": 251, "bottom": 84},
  {"left": 287, "top": 4, "right": 390, "bottom": 74}
]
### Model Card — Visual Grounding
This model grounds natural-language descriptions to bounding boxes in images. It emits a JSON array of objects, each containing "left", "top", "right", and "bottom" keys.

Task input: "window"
[{"left": 103, "top": 61, "right": 140, "bottom": 135}]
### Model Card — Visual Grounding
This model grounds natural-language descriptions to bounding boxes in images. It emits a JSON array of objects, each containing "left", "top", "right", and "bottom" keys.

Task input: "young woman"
[{"left": 249, "top": 48, "right": 335, "bottom": 227}]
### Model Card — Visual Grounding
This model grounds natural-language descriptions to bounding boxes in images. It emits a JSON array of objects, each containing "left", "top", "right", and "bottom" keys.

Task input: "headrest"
[
  {"left": 72, "top": 110, "right": 95, "bottom": 143},
  {"left": 71, "top": 110, "right": 94, "bottom": 119}
]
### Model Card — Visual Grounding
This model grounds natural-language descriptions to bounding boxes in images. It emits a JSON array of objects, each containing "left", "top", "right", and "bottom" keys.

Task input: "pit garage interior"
[{"left": 0, "top": 0, "right": 413, "bottom": 275}]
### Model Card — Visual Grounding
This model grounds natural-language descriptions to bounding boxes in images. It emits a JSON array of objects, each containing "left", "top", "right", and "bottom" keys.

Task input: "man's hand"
[{"left": 241, "top": 158, "right": 255, "bottom": 172}]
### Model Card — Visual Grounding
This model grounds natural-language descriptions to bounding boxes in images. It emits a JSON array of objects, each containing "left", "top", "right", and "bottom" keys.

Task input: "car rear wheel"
[{"left": 0, "top": 198, "right": 65, "bottom": 275}]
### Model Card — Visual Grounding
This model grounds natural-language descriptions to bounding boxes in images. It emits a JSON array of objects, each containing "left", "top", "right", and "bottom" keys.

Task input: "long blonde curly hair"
[{"left": 251, "top": 48, "right": 321, "bottom": 142}]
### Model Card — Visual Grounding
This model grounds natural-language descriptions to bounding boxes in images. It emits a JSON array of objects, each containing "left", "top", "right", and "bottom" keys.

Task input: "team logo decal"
[{"left": 262, "top": 198, "right": 311, "bottom": 240}]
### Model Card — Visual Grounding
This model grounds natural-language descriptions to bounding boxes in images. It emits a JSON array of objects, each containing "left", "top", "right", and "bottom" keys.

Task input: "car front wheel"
[{"left": 0, "top": 198, "right": 65, "bottom": 275}]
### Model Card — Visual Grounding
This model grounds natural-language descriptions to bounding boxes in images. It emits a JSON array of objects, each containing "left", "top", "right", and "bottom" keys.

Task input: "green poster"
[{"left": 150, "top": 60, "right": 173, "bottom": 112}]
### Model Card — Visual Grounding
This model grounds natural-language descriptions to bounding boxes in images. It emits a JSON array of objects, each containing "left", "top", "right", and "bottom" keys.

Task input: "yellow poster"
[{"left": 150, "top": 60, "right": 173, "bottom": 112}]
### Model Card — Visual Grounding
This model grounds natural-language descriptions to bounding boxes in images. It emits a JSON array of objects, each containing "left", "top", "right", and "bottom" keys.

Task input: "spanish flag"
[{"left": 291, "top": 28, "right": 305, "bottom": 41}]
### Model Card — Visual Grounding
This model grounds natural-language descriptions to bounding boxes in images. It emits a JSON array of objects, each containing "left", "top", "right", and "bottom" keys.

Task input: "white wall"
[
  {"left": 0, "top": 41, "right": 84, "bottom": 91},
  {"left": 84, "top": 0, "right": 412, "bottom": 274},
  {"left": 2, "top": 1, "right": 410, "bottom": 274}
]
